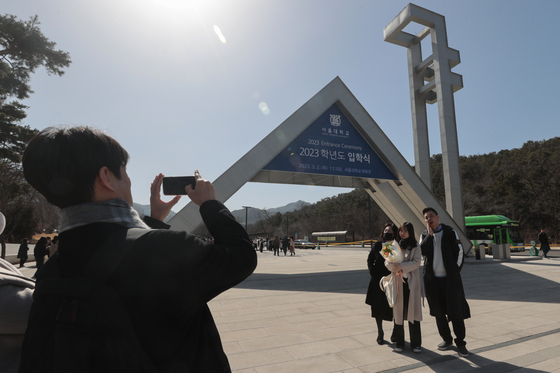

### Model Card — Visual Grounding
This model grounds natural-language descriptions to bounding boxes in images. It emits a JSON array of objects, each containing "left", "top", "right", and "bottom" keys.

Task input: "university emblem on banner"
[{"left": 330, "top": 114, "right": 341, "bottom": 127}]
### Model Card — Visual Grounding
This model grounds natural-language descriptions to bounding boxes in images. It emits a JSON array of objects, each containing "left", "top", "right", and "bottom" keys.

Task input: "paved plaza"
[{"left": 15, "top": 247, "right": 560, "bottom": 372}]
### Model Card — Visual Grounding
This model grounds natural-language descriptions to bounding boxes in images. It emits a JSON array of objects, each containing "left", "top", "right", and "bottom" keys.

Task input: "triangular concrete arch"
[{"left": 168, "top": 77, "right": 471, "bottom": 253}]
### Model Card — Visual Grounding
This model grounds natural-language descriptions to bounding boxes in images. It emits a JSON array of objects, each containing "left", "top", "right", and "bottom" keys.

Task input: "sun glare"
[{"left": 213, "top": 25, "right": 227, "bottom": 44}]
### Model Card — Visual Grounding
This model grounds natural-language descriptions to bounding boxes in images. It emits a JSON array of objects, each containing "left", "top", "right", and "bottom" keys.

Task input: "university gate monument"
[{"left": 168, "top": 3, "right": 471, "bottom": 253}]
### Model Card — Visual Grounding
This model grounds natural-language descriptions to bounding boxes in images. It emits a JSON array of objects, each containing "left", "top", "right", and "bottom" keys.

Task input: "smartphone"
[{"left": 162, "top": 176, "right": 196, "bottom": 195}]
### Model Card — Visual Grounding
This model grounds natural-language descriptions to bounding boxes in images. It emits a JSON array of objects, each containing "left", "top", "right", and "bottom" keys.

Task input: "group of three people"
[{"left": 366, "top": 208, "right": 471, "bottom": 357}]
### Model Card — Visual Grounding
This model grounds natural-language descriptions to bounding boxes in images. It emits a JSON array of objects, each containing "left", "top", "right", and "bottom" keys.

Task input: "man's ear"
[{"left": 96, "top": 166, "right": 118, "bottom": 193}]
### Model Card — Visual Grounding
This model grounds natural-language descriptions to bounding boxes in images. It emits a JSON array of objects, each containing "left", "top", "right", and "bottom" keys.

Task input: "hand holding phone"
[
  {"left": 150, "top": 173, "right": 181, "bottom": 221},
  {"left": 162, "top": 176, "right": 196, "bottom": 195},
  {"left": 162, "top": 171, "right": 215, "bottom": 206}
]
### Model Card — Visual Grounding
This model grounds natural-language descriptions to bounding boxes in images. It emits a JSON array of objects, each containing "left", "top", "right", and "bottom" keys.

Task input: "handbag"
[{"left": 379, "top": 273, "right": 397, "bottom": 308}]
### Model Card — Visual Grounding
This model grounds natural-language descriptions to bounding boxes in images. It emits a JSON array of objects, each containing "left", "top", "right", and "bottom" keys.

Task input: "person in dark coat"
[
  {"left": 273, "top": 236, "right": 280, "bottom": 256},
  {"left": 32, "top": 237, "right": 47, "bottom": 271},
  {"left": 538, "top": 228, "right": 550, "bottom": 259},
  {"left": 365, "top": 223, "right": 397, "bottom": 345},
  {"left": 48, "top": 236, "right": 59, "bottom": 257},
  {"left": 420, "top": 207, "right": 471, "bottom": 357},
  {"left": 20, "top": 126, "right": 257, "bottom": 372},
  {"left": 17, "top": 239, "right": 29, "bottom": 268},
  {"left": 45, "top": 237, "right": 52, "bottom": 258},
  {"left": 281, "top": 236, "right": 289, "bottom": 256}
]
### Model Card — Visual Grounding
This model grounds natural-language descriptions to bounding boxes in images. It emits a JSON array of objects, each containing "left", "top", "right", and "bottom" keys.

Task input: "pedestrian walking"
[
  {"left": 538, "top": 228, "right": 551, "bottom": 259},
  {"left": 17, "top": 239, "right": 29, "bottom": 268},
  {"left": 273, "top": 236, "right": 280, "bottom": 256}
]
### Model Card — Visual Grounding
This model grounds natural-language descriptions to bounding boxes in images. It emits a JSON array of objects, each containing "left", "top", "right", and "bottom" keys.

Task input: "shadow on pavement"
[
  {"left": 239, "top": 262, "right": 560, "bottom": 305},
  {"left": 386, "top": 346, "right": 549, "bottom": 373}
]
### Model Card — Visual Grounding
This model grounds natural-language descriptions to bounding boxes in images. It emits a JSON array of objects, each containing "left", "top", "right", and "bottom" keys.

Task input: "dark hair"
[
  {"left": 398, "top": 222, "right": 417, "bottom": 250},
  {"left": 22, "top": 126, "right": 129, "bottom": 208},
  {"left": 422, "top": 207, "right": 438, "bottom": 216},
  {"left": 379, "top": 223, "right": 398, "bottom": 239},
  {"left": 36, "top": 237, "right": 47, "bottom": 247}
]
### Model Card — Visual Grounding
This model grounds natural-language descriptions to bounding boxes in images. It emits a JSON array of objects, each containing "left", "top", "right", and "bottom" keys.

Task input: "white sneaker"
[
  {"left": 394, "top": 346, "right": 403, "bottom": 353},
  {"left": 413, "top": 347, "right": 422, "bottom": 353}
]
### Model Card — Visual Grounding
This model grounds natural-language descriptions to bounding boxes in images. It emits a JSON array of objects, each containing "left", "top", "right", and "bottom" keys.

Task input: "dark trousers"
[
  {"left": 394, "top": 279, "right": 422, "bottom": 348},
  {"left": 36, "top": 255, "right": 45, "bottom": 270},
  {"left": 434, "top": 277, "right": 466, "bottom": 346},
  {"left": 541, "top": 244, "right": 550, "bottom": 258},
  {"left": 20, "top": 257, "right": 27, "bottom": 267}
]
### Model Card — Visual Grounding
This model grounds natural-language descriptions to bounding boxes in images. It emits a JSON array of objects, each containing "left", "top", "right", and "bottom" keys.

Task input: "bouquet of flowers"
[
  {"left": 379, "top": 240, "right": 403, "bottom": 308},
  {"left": 381, "top": 240, "right": 403, "bottom": 263}
]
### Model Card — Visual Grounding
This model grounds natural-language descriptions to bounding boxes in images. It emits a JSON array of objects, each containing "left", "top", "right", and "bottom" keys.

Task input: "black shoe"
[
  {"left": 437, "top": 340, "right": 453, "bottom": 350},
  {"left": 390, "top": 335, "right": 397, "bottom": 343},
  {"left": 457, "top": 345, "right": 470, "bottom": 357},
  {"left": 376, "top": 333, "right": 384, "bottom": 345}
]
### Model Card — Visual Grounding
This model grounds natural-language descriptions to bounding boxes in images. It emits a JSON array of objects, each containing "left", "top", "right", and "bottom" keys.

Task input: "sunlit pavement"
[
  {"left": 17, "top": 248, "right": 560, "bottom": 372},
  {"left": 211, "top": 248, "right": 560, "bottom": 372}
]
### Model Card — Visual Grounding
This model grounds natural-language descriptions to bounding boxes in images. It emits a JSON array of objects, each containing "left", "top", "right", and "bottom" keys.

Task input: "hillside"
[{"left": 230, "top": 201, "right": 308, "bottom": 226}]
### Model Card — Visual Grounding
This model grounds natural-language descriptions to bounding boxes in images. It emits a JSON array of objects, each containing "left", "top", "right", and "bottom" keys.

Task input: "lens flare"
[
  {"left": 213, "top": 25, "right": 227, "bottom": 43},
  {"left": 259, "top": 102, "right": 270, "bottom": 115}
]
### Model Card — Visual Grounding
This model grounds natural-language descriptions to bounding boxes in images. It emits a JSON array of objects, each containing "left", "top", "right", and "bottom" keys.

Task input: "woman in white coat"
[{"left": 385, "top": 222, "right": 423, "bottom": 353}]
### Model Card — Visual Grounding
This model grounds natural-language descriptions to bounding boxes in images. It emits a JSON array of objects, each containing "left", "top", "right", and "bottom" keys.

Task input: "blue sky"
[{"left": 3, "top": 0, "right": 559, "bottom": 213}]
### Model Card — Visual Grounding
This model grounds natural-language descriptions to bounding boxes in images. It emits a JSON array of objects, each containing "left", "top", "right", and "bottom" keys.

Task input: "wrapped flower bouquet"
[{"left": 381, "top": 240, "right": 403, "bottom": 263}]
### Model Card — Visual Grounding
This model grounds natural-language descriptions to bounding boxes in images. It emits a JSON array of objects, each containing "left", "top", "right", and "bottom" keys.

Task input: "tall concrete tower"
[{"left": 384, "top": 3, "right": 465, "bottom": 228}]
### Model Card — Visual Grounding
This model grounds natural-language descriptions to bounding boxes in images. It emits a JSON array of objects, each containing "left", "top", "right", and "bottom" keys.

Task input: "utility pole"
[{"left": 242, "top": 206, "right": 253, "bottom": 231}]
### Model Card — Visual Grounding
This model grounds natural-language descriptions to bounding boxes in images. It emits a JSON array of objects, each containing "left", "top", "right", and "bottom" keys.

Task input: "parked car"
[{"left": 294, "top": 239, "right": 316, "bottom": 249}]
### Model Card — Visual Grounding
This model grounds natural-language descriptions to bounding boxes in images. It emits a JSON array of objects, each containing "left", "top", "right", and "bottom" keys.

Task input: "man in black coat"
[
  {"left": 17, "top": 239, "right": 29, "bottom": 268},
  {"left": 281, "top": 236, "right": 289, "bottom": 256},
  {"left": 538, "top": 228, "right": 550, "bottom": 259},
  {"left": 20, "top": 126, "right": 257, "bottom": 372},
  {"left": 420, "top": 207, "right": 471, "bottom": 357}
]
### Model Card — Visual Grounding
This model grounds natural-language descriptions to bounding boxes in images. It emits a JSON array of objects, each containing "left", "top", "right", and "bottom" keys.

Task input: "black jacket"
[
  {"left": 32, "top": 200, "right": 256, "bottom": 373},
  {"left": 538, "top": 232, "right": 549, "bottom": 246},
  {"left": 364, "top": 240, "right": 393, "bottom": 321},
  {"left": 420, "top": 224, "right": 470, "bottom": 321},
  {"left": 17, "top": 242, "right": 29, "bottom": 259}
]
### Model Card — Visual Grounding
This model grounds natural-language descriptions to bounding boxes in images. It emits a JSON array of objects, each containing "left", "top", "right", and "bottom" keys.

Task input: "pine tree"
[{"left": 0, "top": 14, "right": 71, "bottom": 256}]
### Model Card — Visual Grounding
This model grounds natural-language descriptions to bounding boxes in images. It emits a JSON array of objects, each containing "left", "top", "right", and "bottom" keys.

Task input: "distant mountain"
[
  {"left": 230, "top": 201, "right": 309, "bottom": 226},
  {"left": 133, "top": 201, "right": 305, "bottom": 225},
  {"left": 132, "top": 203, "right": 176, "bottom": 223}
]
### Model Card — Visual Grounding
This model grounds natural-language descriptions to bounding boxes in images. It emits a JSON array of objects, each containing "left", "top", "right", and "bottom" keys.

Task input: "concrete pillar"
[
  {"left": 429, "top": 18, "right": 465, "bottom": 226},
  {"left": 407, "top": 41, "right": 432, "bottom": 190}
]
